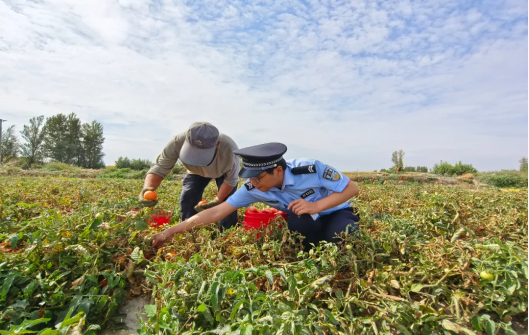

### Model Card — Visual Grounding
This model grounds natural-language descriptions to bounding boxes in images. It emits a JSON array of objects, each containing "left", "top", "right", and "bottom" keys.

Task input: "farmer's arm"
[
  {"left": 152, "top": 202, "right": 238, "bottom": 247},
  {"left": 139, "top": 137, "right": 183, "bottom": 207},
  {"left": 146, "top": 135, "right": 184, "bottom": 181},
  {"left": 288, "top": 180, "right": 358, "bottom": 215},
  {"left": 216, "top": 183, "right": 235, "bottom": 202},
  {"left": 216, "top": 155, "right": 239, "bottom": 202},
  {"left": 143, "top": 173, "right": 163, "bottom": 189}
]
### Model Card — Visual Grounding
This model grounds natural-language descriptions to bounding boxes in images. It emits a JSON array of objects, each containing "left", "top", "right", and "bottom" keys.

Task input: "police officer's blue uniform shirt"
[{"left": 227, "top": 158, "right": 352, "bottom": 220}]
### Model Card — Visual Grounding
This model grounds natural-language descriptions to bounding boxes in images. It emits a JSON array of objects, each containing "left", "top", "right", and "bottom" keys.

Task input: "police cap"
[{"left": 234, "top": 142, "right": 287, "bottom": 178}]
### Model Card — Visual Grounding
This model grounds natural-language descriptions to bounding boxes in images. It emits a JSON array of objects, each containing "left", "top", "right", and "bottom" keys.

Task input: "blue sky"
[{"left": 0, "top": 0, "right": 527, "bottom": 171}]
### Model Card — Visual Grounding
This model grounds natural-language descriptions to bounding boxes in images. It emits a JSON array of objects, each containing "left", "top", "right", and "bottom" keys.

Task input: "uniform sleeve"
[
  {"left": 223, "top": 155, "right": 240, "bottom": 187},
  {"left": 147, "top": 136, "right": 181, "bottom": 179},
  {"left": 314, "top": 160, "right": 350, "bottom": 193},
  {"left": 226, "top": 182, "right": 258, "bottom": 208}
]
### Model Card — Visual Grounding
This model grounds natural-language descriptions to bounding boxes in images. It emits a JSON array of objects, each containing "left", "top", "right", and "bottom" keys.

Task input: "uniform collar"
[{"left": 275, "top": 167, "right": 294, "bottom": 191}]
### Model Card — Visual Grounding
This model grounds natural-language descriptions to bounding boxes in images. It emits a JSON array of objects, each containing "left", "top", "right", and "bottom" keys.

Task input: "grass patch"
[
  {"left": 98, "top": 167, "right": 149, "bottom": 179},
  {"left": 41, "top": 162, "right": 80, "bottom": 171},
  {"left": 477, "top": 170, "right": 528, "bottom": 188}
]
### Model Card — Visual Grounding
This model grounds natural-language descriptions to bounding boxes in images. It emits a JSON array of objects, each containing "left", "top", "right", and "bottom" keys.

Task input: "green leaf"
[
  {"left": 243, "top": 324, "right": 253, "bottom": 335},
  {"left": 37, "top": 329, "right": 60, "bottom": 335},
  {"left": 410, "top": 284, "right": 423, "bottom": 293},
  {"left": 288, "top": 274, "right": 297, "bottom": 297},
  {"left": 68, "top": 295, "right": 83, "bottom": 314},
  {"left": 230, "top": 299, "right": 247, "bottom": 321},
  {"left": 12, "top": 318, "right": 51, "bottom": 331},
  {"left": 307, "top": 303, "right": 319, "bottom": 313},
  {"left": 504, "top": 330, "right": 517, "bottom": 335},
  {"left": 78, "top": 298, "right": 93, "bottom": 316},
  {"left": 1, "top": 274, "right": 16, "bottom": 301},
  {"left": 276, "top": 268, "right": 288, "bottom": 284},
  {"left": 265, "top": 270, "right": 274, "bottom": 286},
  {"left": 483, "top": 319, "right": 495, "bottom": 335},
  {"left": 89, "top": 217, "right": 102, "bottom": 230},
  {"left": 134, "top": 218, "right": 149, "bottom": 230},
  {"left": 10, "top": 299, "right": 29, "bottom": 310},
  {"left": 9, "top": 233, "right": 20, "bottom": 249},
  {"left": 55, "top": 311, "right": 84, "bottom": 329},
  {"left": 210, "top": 282, "right": 219, "bottom": 309},
  {"left": 24, "top": 281, "right": 38, "bottom": 298},
  {"left": 393, "top": 323, "right": 413, "bottom": 335},
  {"left": 145, "top": 304, "right": 157, "bottom": 317},
  {"left": 470, "top": 315, "right": 482, "bottom": 331},
  {"left": 313, "top": 324, "right": 324, "bottom": 335},
  {"left": 521, "top": 261, "right": 528, "bottom": 279},
  {"left": 86, "top": 324, "right": 101, "bottom": 331},
  {"left": 323, "top": 309, "right": 339, "bottom": 325},
  {"left": 203, "top": 307, "right": 214, "bottom": 324},
  {"left": 197, "top": 303, "right": 207, "bottom": 313}
]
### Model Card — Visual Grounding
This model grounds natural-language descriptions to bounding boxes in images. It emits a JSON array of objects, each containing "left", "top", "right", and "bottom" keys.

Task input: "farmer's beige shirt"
[{"left": 147, "top": 132, "right": 240, "bottom": 186}]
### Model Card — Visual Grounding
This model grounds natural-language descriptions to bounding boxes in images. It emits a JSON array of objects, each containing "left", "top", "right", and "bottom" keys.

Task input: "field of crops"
[{"left": 0, "top": 176, "right": 527, "bottom": 335}]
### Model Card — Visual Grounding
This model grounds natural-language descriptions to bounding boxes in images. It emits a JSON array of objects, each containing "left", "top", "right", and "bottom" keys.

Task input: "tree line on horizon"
[{"left": 1, "top": 113, "right": 105, "bottom": 169}]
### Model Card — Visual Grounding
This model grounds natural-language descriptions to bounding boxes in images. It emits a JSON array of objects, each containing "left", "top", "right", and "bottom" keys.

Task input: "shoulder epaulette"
[{"left": 291, "top": 164, "right": 317, "bottom": 175}]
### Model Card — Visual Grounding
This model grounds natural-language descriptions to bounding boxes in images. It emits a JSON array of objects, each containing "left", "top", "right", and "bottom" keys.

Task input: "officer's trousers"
[
  {"left": 180, "top": 174, "right": 238, "bottom": 230},
  {"left": 287, "top": 207, "right": 359, "bottom": 250}
]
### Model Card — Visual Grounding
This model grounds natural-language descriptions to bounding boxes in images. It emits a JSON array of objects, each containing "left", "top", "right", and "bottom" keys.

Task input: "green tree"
[
  {"left": 20, "top": 116, "right": 46, "bottom": 168},
  {"left": 520, "top": 157, "right": 528, "bottom": 173},
  {"left": 1, "top": 125, "right": 20, "bottom": 163},
  {"left": 66, "top": 113, "right": 83, "bottom": 166},
  {"left": 43, "top": 113, "right": 83, "bottom": 165},
  {"left": 115, "top": 156, "right": 131, "bottom": 169},
  {"left": 432, "top": 161, "right": 476, "bottom": 176},
  {"left": 130, "top": 158, "right": 152, "bottom": 170},
  {"left": 81, "top": 121, "right": 105, "bottom": 169},
  {"left": 391, "top": 150, "right": 405, "bottom": 173}
]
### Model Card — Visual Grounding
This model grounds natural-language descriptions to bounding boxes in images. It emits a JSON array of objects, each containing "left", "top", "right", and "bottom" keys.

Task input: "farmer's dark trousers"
[
  {"left": 180, "top": 174, "right": 238, "bottom": 231},
  {"left": 287, "top": 207, "right": 359, "bottom": 250}
]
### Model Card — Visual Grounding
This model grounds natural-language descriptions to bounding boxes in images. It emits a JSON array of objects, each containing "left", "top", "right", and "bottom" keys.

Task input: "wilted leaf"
[
  {"left": 71, "top": 276, "right": 85, "bottom": 290},
  {"left": 131, "top": 247, "right": 144, "bottom": 262},
  {"left": 390, "top": 280, "right": 400, "bottom": 289},
  {"left": 311, "top": 275, "right": 334, "bottom": 288}
]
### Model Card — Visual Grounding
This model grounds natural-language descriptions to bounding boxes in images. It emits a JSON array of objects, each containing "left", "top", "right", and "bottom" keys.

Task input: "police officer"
[
  {"left": 138, "top": 122, "right": 239, "bottom": 230},
  {"left": 151, "top": 142, "right": 360, "bottom": 249}
]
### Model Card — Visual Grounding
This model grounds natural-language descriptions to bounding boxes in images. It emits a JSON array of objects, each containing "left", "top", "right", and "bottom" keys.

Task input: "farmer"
[
  {"left": 138, "top": 122, "right": 239, "bottom": 230},
  {"left": 151, "top": 142, "right": 360, "bottom": 249}
]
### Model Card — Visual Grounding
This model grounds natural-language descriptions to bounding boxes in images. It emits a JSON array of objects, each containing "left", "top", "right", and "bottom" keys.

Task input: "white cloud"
[{"left": 0, "top": 0, "right": 527, "bottom": 172}]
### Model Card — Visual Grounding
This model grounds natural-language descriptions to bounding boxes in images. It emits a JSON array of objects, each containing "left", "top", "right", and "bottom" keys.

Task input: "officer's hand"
[
  {"left": 138, "top": 187, "right": 158, "bottom": 208},
  {"left": 194, "top": 199, "right": 221, "bottom": 213},
  {"left": 288, "top": 199, "right": 320, "bottom": 215}
]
